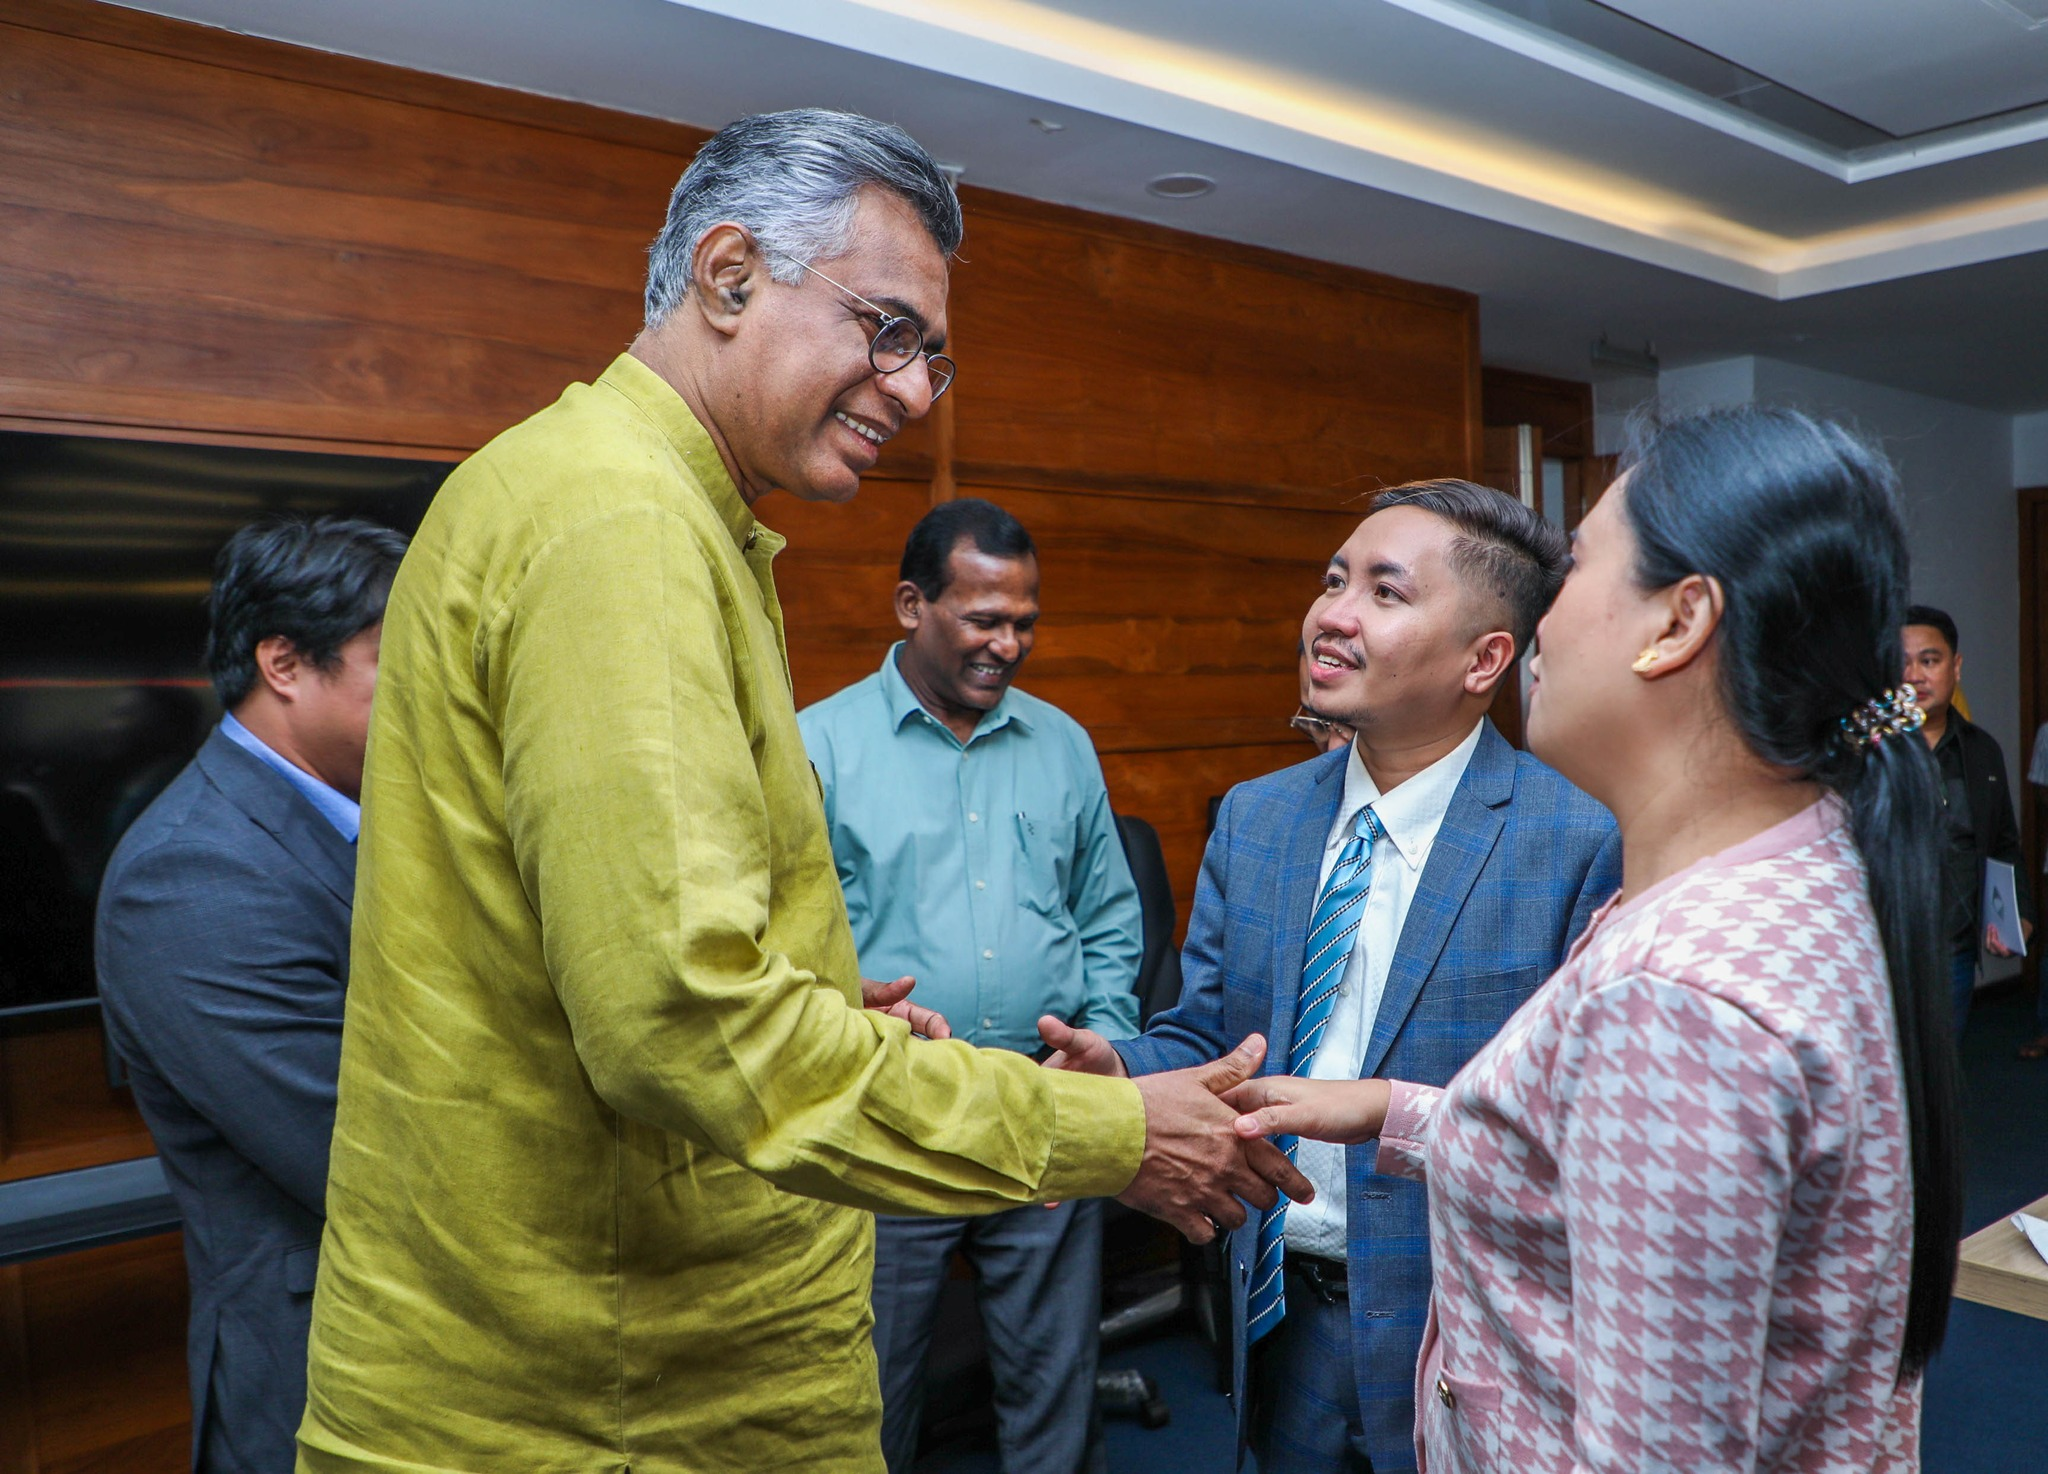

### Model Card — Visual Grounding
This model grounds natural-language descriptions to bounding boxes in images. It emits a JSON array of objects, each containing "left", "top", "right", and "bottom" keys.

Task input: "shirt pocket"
[{"left": 1014, "top": 810, "right": 1077, "bottom": 918}]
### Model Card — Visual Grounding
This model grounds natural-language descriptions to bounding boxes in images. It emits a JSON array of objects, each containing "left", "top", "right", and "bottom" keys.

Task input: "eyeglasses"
[
  {"left": 793, "top": 258, "right": 957, "bottom": 401},
  {"left": 1289, "top": 709, "right": 1355, "bottom": 744}
]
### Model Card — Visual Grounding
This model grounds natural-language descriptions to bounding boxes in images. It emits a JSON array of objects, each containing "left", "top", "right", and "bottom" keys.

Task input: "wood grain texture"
[
  {"left": 0, "top": 1264, "right": 35, "bottom": 1474},
  {"left": 948, "top": 192, "right": 1476, "bottom": 497},
  {"left": 0, "top": 7, "right": 1478, "bottom": 1466},
  {"left": 1101, "top": 743, "right": 1316, "bottom": 935},
  {"left": 0, "top": 10, "right": 682, "bottom": 450},
  {"left": 1955, "top": 1192, "right": 2048, "bottom": 1322},
  {"left": 15, "top": 1236, "right": 190, "bottom": 1472},
  {"left": 0, "top": 1022, "right": 154, "bottom": 1184},
  {"left": 1482, "top": 367, "right": 1594, "bottom": 460}
]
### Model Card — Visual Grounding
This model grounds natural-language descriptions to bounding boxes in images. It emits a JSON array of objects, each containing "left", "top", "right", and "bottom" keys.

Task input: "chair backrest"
[{"left": 1113, "top": 813, "right": 1183, "bottom": 1027}]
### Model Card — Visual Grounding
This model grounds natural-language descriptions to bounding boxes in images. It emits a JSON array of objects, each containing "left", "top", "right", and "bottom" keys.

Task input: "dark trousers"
[
  {"left": 1953, "top": 950, "right": 1978, "bottom": 1037},
  {"left": 1250, "top": 1263, "right": 1388, "bottom": 1474},
  {"left": 871, "top": 1199, "right": 1105, "bottom": 1474}
]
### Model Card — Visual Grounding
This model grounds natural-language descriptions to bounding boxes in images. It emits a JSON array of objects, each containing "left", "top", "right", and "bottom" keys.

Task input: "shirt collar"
[
  {"left": 218, "top": 712, "right": 361, "bottom": 843},
  {"left": 1334, "top": 719, "right": 1485, "bottom": 872},
  {"left": 596, "top": 352, "right": 782, "bottom": 559},
  {"left": 878, "top": 642, "right": 1029, "bottom": 743}
]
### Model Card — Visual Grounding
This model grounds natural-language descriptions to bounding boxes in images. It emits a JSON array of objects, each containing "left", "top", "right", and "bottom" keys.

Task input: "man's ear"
[
  {"left": 893, "top": 580, "right": 924, "bottom": 634},
  {"left": 252, "top": 635, "right": 302, "bottom": 703},
  {"left": 690, "top": 222, "right": 759, "bottom": 338},
  {"left": 1464, "top": 629, "right": 1518, "bottom": 698}
]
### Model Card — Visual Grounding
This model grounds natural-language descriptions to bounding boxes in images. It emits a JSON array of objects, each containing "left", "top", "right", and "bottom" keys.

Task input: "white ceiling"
[
  {"left": 1601, "top": 0, "right": 2048, "bottom": 136},
  {"left": 102, "top": 0, "right": 2048, "bottom": 413}
]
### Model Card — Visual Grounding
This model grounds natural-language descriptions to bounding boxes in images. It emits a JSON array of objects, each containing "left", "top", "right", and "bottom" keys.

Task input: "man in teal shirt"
[{"left": 800, "top": 498, "right": 1141, "bottom": 1473}]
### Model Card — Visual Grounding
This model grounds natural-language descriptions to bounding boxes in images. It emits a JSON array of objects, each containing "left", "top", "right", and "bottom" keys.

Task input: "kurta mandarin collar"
[{"left": 596, "top": 351, "right": 785, "bottom": 561}]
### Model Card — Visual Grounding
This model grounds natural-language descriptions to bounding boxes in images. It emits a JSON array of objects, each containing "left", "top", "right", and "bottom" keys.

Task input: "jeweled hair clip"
[{"left": 1838, "top": 685, "right": 1925, "bottom": 753}]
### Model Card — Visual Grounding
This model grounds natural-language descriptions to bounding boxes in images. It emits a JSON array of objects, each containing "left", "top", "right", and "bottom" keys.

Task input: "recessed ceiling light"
[{"left": 1146, "top": 172, "right": 1216, "bottom": 200}]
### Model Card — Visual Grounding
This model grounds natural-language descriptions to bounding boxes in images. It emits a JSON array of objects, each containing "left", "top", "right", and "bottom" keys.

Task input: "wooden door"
[{"left": 2018, "top": 487, "right": 2048, "bottom": 986}]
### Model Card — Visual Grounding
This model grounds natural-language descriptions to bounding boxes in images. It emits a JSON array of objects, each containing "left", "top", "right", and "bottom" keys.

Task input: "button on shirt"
[
  {"left": 799, "top": 646, "right": 1143, "bottom": 1053},
  {"left": 219, "top": 711, "right": 361, "bottom": 842},
  {"left": 1285, "top": 720, "right": 1482, "bottom": 1258}
]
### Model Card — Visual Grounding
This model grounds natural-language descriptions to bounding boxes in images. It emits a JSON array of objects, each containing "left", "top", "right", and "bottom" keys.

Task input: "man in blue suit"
[
  {"left": 97, "top": 515, "right": 407, "bottom": 1474},
  {"left": 1044, "top": 481, "right": 1619, "bottom": 1473}
]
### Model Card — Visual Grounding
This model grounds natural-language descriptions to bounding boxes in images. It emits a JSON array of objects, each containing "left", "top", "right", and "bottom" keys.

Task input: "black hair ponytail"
[{"left": 1622, "top": 406, "right": 1959, "bottom": 1379}]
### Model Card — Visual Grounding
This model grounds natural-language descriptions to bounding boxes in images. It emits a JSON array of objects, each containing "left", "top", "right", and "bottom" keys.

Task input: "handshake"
[
  {"left": 860, "top": 978, "right": 1316, "bottom": 1244},
  {"left": 1036, "top": 1016, "right": 1314, "bottom": 1244}
]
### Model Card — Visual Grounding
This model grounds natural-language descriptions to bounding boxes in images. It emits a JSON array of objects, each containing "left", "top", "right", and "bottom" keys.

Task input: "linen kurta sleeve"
[
  {"left": 488, "top": 504, "right": 1144, "bottom": 1212},
  {"left": 1551, "top": 974, "right": 1812, "bottom": 1472}
]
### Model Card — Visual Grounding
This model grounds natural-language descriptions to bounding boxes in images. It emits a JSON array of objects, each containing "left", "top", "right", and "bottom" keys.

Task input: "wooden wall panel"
[
  {"left": 16, "top": 1236, "right": 191, "bottom": 1473},
  {"left": 950, "top": 482, "right": 1357, "bottom": 755},
  {"left": 0, "top": 4, "right": 1478, "bottom": 1468},
  {"left": 949, "top": 198, "right": 1476, "bottom": 497},
  {"left": 0, "top": 1, "right": 693, "bottom": 454},
  {"left": 1, "top": 1019, "right": 154, "bottom": 1184}
]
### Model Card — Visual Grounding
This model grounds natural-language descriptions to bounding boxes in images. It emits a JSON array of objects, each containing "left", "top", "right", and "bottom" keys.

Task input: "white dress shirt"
[{"left": 1284, "top": 720, "right": 1483, "bottom": 1258}]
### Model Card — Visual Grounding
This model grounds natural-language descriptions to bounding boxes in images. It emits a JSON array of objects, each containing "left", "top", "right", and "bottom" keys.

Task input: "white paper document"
[
  {"left": 2011, "top": 1213, "right": 2048, "bottom": 1267},
  {"left": 1984, "top": 859, "right": 2027, "bottom": 957}
]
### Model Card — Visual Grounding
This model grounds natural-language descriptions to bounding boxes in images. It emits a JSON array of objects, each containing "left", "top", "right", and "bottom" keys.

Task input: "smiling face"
[
  {"left": 708, "top": 187, "right": 950, "bottom": 505},
  {"left": 895, "top": 547, "right": 1040, "bottom": 728},
  {"left": 1301, "top": 506, "right": 1512, "bottom": 739}
]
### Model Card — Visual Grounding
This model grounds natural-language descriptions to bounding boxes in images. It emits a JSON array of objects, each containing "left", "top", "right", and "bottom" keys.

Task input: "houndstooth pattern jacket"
[{"left": 1377, "top": 798, "right": 1919, "bottom": 1473}]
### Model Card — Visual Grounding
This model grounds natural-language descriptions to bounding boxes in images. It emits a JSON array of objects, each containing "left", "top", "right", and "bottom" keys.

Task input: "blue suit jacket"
[
  {"left": 1116, "top": 721, "right": 1619, "bottom": 1472},
  {"left": 96, "top": 727, "right": 352, "bottom": 1474}
]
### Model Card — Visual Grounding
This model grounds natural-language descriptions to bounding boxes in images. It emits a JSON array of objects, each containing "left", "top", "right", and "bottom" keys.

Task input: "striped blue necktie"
[{"left": 1246, "top": 803, "right": 1382, "bottom": 1345}]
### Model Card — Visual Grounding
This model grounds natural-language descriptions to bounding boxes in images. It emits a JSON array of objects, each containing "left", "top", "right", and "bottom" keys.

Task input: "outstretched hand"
[
  {"left": 1038, "top": 1016, "right": 1128, "bottom": 1076},
  {"left": 1222, "top": 1076, "right": 1392, "bottom": 1147},
  {"left": 861, "top": 976, "right": 952, "bottom": 1040},
  {"left": 1118, "top": 1034, "right": 1315, "bottom": 1244}
]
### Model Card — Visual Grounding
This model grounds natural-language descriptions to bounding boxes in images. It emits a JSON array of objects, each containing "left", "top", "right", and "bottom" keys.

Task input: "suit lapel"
[
  {"left": 1359, "top": 723, "right": 1512, "bottom": 1079},
  {"left": 195, "top": 728, "right": 357, "bottom": 910},
  {"left": 1267, "top": 754, "right": 1347, "bottom": 1071}
]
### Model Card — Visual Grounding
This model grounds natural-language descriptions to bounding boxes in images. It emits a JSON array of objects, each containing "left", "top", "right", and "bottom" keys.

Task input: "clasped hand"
[{"left": 1036, "top": 1016, "right": 1314, "bottom": 1245}]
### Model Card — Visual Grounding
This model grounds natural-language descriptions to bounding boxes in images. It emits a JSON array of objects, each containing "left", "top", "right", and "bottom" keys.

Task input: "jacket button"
[{"left": 1436, "top": 1376, "right": 1455, "bottom": 1410}]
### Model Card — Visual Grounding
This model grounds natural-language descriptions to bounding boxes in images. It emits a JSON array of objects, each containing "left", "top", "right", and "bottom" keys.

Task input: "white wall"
[
  {"left": 2019, "top": 410, "right": 2048, "bottom": 487},
  {"left": 1657, "top": 355, "right": 2022, "bottom": 767},
  {"left": 1657, "top": 356, "right": 1756, "bottom": 417}
]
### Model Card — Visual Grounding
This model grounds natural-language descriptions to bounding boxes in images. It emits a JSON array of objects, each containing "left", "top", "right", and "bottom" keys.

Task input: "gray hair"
[{"left": 644, "top": 109, "right": 963, "bottom": 327}]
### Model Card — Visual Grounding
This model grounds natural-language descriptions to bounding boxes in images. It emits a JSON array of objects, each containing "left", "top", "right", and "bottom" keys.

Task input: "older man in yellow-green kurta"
[{"left": 298, "top": 110, "right": 1305, "bottom": 1473}]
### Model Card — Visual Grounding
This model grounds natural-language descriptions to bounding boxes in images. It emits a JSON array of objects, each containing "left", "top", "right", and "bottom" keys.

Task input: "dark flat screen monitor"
[{"left": 0, "top": 430, "right": 451, "bottom": 1020}]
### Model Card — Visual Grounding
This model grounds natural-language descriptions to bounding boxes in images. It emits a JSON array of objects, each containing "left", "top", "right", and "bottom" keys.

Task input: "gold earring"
[{"left": 1631, "top": 647, "right": 1661, "bottom": 673}]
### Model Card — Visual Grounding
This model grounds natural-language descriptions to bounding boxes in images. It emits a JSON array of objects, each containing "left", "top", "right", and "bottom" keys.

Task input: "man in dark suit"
[
  {"left": 1902, "top": 603, "right": 2034, "bottom": 1033},
  {"left": 96, "top": 515, "right": 407, "bottom": 1474},
  {"left": 1044, "top": 481, "right": 1619, "bottom": 1473}
]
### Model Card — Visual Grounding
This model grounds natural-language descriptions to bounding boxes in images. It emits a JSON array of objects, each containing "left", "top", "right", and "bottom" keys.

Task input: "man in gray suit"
[{"left": 97, "top": 515, "right": 407, "bottom": 1474}]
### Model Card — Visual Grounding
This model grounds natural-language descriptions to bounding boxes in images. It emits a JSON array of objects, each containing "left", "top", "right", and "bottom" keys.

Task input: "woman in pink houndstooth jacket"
[{"left": 1230, "top": 407, "right": 1959, "bottom": 1474}]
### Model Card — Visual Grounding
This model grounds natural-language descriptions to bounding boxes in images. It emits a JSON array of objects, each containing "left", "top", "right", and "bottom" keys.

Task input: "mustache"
[{"left": 1310, "top": 635, "right": 1364, "bottom": 667}]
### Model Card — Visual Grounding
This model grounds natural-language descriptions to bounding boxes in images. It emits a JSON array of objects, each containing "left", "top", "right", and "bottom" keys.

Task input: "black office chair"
[
  {"left": 1116, "top": 813, "right": 1184, "bottom": 1030},
  {"left": 1092, "top": 814, "right": 1227, "bottom": 1430},
  {"left": 916, "top": 814, "right": 1198, "bottom": 1458}
]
